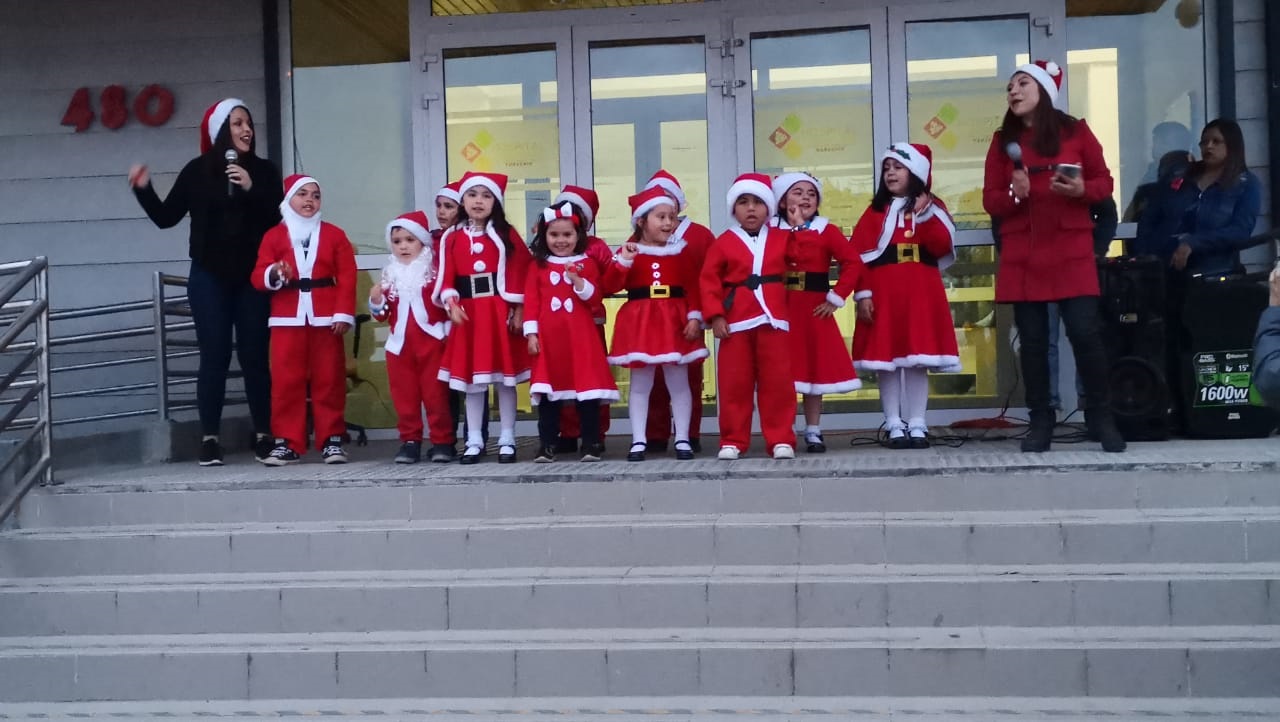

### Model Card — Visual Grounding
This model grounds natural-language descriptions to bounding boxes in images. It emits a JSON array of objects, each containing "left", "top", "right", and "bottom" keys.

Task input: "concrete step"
[
  {"left": 1, "top": 626, "right": 1277, "bottom": 702},
  {"left": 4, "top": 507, "right": 1280, "bottom": 577},
  {"left": 18, "top": 472, "right": 1280, "bottom": 529},
  {"left": 6, "top": 696, "right": 1280, "bottom": 720},
  {"left": 1, "top": 564, "right": 1277, "bottom": 636}
]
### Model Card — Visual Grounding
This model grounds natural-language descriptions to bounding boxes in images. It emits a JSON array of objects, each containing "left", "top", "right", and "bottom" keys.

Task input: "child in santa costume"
[
  {"left": 523, "top": 203, "right": 620, "bottom": 463},
  {"left": 251, "top": 175, "right": 357, "bottom": 465},
  {"left": 370, "top": 211, "right": 456, "bottom": 465},
  {"left": 772, "top": 171, "right": 865, "bottom": 453},
  {"left": 639, "top": 169, "right": 715, "bottom": 454},
  {"left": 850, "top": 143, "right": 960, "bottom": 449},
  {"left": 549, "top": 184, "right": 613, "bottom": 451},
  {"left": 432, "top": 171, "right": 532, "bottom": 464},
  {"left": 701, "top": 173, "right": 796, "bottom": 460},
  {"left": 601, "top": 187, "right": 708, "bottom": 462},
  {"left": 431, "top": 180, "right": 482, "bottom": 452}
]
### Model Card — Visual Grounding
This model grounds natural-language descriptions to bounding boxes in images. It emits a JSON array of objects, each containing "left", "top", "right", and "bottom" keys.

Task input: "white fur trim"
[
  {"left": 853, "top": 290, "right": 873, "bottom": 301},
  {"left": 1016, "top": 62, "right": 1061, "bottom": 107},
  {"left": 727, "top": 227, "right": 787, "bottom": 330},
  {"left": 386, "top": 218, "right": 430, "bottom": 250},
  {"left": 771, "top": 172, "right": 823, "bottom": 205},
  {"left": 436, "top": 185, "right": 461, "bottom": 203},
  {"left": 439, "top": 368, "right": 531, "bottom": 392},
  {"left": 824, "top": 291, "right": 846, "bottom": 309},
  {"left": 545, "top": 254, "right": 587, "bottom": 265},
  {"left": 613, "top": 255, "right": 634, "bottom": 268},
  {"left": 554, "top": 191, "right": 595, "bottom": 226},
  {"left": 332, "top": 313, "right": 355, "bottom": 326},
  {"left": 772, "top": 216, "right": 830, "bottom": 233},
  {"left": 916, "top": 202, "right": 957, "bottom": 270},
  {"left": 884, "top": 144, "right": 930, "bottom": 186},
  {"left": 635, "top": 239, "right": 687, "bottom": 257},
  {"left": 795, "top": 378, "right": 862, "bottom": 394},
  {"left": 281, "top": 176, "right": 318, "bottom": 208},
  {"left": 206, "top": 98, "right": 245, "bottom": 147},
  {"left": 575, "top": 279, "right": 595, "bottom": 301},
  {"left": 727, "top": 316, "right": 789, "bottom": 334},
  {"left": 860, "top": 197, "right": 910, "bottom": 265},
  {"left": 460, "top": 176, "right": 504, "bottom": 206},
  {"left": 631, "top": 194, "right": 676, "bottom": 223},
  {"left": 687, "top": 310, "right": 704, "bottom": 322},
  {"left": 523, "top": 320, "right": 538, "bottom": 336},
  {"left": 606, "top": 348, "right": 709, "bottom": 366},
  {"left": 854, "top": 354, "right": 962, "bottom": 373},
  {"left": 644, "top": 176, "right": 685, "bottom": 209},
  {"left": 529, "top": 385, "right": 621, "bottom": 404},
  {"left": 726, "top": 179, "right": 777, "bottom": 217}
]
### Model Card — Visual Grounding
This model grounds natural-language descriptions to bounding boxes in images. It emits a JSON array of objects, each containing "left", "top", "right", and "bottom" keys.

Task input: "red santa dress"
[
  {"left": 522, "top": 255, "right": 620, "bottom": 404},
  {"left": 602, "top": 238, "right": 709, "bottom": 368},
  {"left": 432, "top": 222, "right": 532, "bottom": 391},
  {"left": 774, "top": 215, "right": 864, "bottom": 394},
  {"left": 849, "top": 197, "right": 960, "bottom": 373}
]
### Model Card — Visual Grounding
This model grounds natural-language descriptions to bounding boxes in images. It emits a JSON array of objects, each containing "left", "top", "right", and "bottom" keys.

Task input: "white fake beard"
[
  {"left": 281, "top": 205, "right": 321, "bottom": 245},
  {"left": 381, "top": 250, "right": 433, "bottom": 301}
]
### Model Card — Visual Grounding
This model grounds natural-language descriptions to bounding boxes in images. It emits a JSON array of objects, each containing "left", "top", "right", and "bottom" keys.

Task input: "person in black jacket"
[{"left": 129, "top": 98, "right": 283, "bottom": 465}]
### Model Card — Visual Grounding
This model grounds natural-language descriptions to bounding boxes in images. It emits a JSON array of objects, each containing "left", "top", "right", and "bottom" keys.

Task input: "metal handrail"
[{"left": 0, "top": 257, "right": 52, "bottom": 523}]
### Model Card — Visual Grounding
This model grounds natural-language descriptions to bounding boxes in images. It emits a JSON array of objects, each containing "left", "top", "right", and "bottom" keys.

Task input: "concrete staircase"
[{"left": 1, "top": 465, "right": 1279, "bottom": 717}]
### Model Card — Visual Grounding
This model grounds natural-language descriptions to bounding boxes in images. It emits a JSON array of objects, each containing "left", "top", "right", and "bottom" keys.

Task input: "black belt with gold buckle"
[
  {"left": 627, "top": 285, "right": 685, "bottom": 300},
  {"left": 785, "top": 271, "right": 831, "bottom": 292},
  {"left": 866, "top": 244, "right": 937, "bottom": 268},
  {"left": 454, "top": 273, "right": 496, "bottom": 299},
  {"left": 283, "top": 277, "right": 336, "bottom": 291}
]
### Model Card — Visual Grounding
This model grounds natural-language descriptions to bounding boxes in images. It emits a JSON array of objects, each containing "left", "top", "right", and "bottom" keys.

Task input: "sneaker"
[
  {"left": 534, "top": 446, "right": 555, "bottom": 463},
  {"left": 198, "top": 438, "right": 224, "bottom": 467},
  {"left": 771, "top": 443, "right": 795, "bottom": 460},
  {"left": 261, "top": 442, "right": 300, "bottom": 466},
  {"left": 252, "top": 434, "right": 274, "bottom": 462},
  {"left": 394, "top": 441, "right": 421, "bottom": 464},
  {"left": 322, "top": 436, "right": 348, "bottom": 464},
  {"left": 717, "top": 445, "right": 741, "bottom": 461},
  {"left": 580, "top": 442, "right": 605, "bottom": 462},
  {"left": 429, "top": 444, "right": 457, "bottom": 463}
]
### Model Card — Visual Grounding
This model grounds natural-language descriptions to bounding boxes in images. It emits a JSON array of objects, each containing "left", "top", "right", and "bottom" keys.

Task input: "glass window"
[
  {"left": 444, "top": 45, "right": 561, "bottom": 237},
  {"left": 1065, "top": 1, "right": 1206, "bottom": 224}
]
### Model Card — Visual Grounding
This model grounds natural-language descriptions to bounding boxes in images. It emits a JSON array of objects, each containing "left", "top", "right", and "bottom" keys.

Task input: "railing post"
[
  {"left": 33, "top": 258, "right": 52, "bottom": 485},
  {"left": 153, "top": 271, "right": 170, "bottom": 421}
]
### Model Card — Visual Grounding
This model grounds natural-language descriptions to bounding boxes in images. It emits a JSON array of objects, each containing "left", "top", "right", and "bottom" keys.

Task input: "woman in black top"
[{"left": 129, "top": 98, "right": 283, "bottom": 465}]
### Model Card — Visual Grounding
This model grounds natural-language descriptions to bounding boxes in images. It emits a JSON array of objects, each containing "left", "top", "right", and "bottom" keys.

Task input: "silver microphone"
[
  {"left": 224, "top": 149, "right": 239, "bottom": 197},
  {"left": 1005, "top": 142, "right": 1025, "bottom": 171}
]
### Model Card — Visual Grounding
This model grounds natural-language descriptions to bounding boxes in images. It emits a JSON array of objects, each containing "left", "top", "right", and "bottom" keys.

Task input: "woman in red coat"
[{"left": 982, "top": 60, "right": 1124, "bottom": 453}]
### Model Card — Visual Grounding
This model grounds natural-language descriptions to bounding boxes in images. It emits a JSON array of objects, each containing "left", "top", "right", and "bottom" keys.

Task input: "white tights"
[
  {"left": 628, "top": 364, "right": 693, "bottom": 445},
  {"left": 877, "top": 367, "right": 930, "bottom": 429},
  {"left": 465, "top": 384, "right": 517, "bottom": 448}
]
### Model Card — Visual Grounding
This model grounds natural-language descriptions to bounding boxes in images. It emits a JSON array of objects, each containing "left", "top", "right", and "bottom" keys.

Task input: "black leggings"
[
  {"left": 186, "top": 261, "right": 271, "bottom": 437},
  {"left": 1013, "top": 296, "right": 1112, "bottom": 414},
  {"left": 537, "top": 399, "right": 601, "bottom": 449}
]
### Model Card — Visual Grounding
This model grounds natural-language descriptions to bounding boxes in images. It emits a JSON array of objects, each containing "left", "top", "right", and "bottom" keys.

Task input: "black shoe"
[
  {"left": 322, "top": 435, "right": 348, "bottom": 464},
  {"left": 646, "top": 439, "right": 668, "bottom": 453},
  {"left": 429, "top": 444, "right": 457, "bottom": 463},
  {"left": 555, "top": 436, "right": 579, "bottom": 454},
  {"left": 674, "top": 439, "right": 694, "bottom": 461},
  {"left": 1086, "top": 410, "right": 1127, "bottom": 453},
  {"left": 394, "top": 441, "right": 421, "bottom": 464},
  {"left": 459, "top": 445, "right": 483, "bottom": 465},
  {"left": 252, "top": 434, "right": 274, "bottom": 462},
  {"left": 198, "top": 438, "right": 224, "bottom": 466},
  {"left": 907, "top": 427, "right": 930, "bottom": 450},
  {"left": 627, "top": 442, "right": 647, "bottom": 462},
  {"left": 689, "top": 438, "right": 702, "bottom": 454},
  {"left": 260, "top": 442, "right": 300, "bottom": 466},
  {"left": 805, "top": 434, "right": 827, "bottom": 453},
  {"left": 498, "top": 444, "right": 517, "bottom": 464},
  {"left": 886, "top": 426, "right": 909, "bottom": 450},
  {"left": 1020, "top": 411, "right": 1054, "bottom": 453},
  {"left": 534, "top": 446, "right": 555, "bottom": 463},
  {"left": 581, "top": 442, "right": 605, "bottom": 462}
]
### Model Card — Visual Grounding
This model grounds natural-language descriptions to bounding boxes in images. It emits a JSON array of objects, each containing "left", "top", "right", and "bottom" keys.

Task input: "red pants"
[
  {"left": 559, "top": 323, "right": 612, "bottom": 439},
  {"left": 717, "top": 325, "right": 795, "bottom": 451},
  {"left": 387, "top": 324, "right": 455, "bottom": 446},
  {"left": 270, "top": 325, "right": 346, "bottom": 453},
  {"left": 647, "top": 359, "right": 704, "bottom": 442}
]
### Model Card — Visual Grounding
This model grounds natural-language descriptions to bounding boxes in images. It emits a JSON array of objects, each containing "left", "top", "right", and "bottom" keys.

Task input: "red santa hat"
[
  {"left": 771, "top": 171, "right": 824, "bottom": 207},
  {"left": 554, "top": 185, "right": 600, "bottom": 227},
  {"left": 435, "top": 181, "right": 462, "bottom": 204},
  {"left": 642, "top": 169, "right": 686, "bottom": 210},
  {"left": 883, "top": 143, "right": 933, "bottom": 190},
  {"left": 200, "top": 98, "right": 246, "bottom": 154},
  {"left": 726, "top": 172, "right": 777, "bottom": 217},
  {"left": 458, "top": 171, "right": 508, "bottom": 206},
  {"left": 385, "top": 211, "right": 432, "bottom": 250},
  {"left": 282, "top": 174, "right": 319, "bottom": 204},
  {"left": 1015, "top": 59, "right": 1064, "bottom": 109},
  {"left": 628, "top": 186, "right": 676, "bottom": 224}
]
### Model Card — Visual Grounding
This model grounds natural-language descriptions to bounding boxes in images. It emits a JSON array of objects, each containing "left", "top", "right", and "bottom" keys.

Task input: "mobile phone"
[{"left": 1055, "top": 163, "right": 1081, "bottom": 179}]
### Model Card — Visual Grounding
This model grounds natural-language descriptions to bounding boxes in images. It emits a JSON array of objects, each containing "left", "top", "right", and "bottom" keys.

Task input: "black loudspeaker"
[
  {"left": 1097, "top": 257, "right": 1170, "bottom": 441},
  {"left": 1180, "top": 275, "right": 1279, "bottom": 438}
]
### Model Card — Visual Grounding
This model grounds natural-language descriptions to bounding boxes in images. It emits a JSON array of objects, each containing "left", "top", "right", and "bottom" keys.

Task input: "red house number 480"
[{"left": 61, "top": 84, "right": 175, "bottom": 132}]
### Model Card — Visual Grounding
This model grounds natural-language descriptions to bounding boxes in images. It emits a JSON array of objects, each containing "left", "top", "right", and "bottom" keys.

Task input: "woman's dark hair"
[
  {"left": 530, "top": 207, "right": 589, "bottom": 262},
  {"left": 202, "top": 105, "right": 256, "bottom": 174},
  {"left": 871, "top": 163, "right": 927, "bottom": 212},
  {"left": 1190, "top": 118, "right": 1248, "bottom": 187},
  {"left": 998, "top": 76, "right": 1077, "bottom": 158}
]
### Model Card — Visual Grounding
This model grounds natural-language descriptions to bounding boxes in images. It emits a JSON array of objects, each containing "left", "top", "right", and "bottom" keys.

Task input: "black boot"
[
  {"left": 1086, "top": 409, "right": 1127, "bottom": 453},
  {"left": 1021, "top": 410, "right": 1054, "bottom": 453}
]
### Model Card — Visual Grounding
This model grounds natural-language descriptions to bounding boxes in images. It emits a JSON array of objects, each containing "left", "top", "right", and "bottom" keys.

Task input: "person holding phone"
[{"left": 982, "top": 60, "right": 1125, "bottom": 453}]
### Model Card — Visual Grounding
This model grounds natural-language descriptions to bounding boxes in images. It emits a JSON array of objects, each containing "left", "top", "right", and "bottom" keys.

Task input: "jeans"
[
  {"left": 1014, "top": 297, "right": 1112, "bottom": 416},
  {"left": 186, "top": 261, "right": 271, "bottom": 437},
  {"left": 1045, "top": 304, "right": 1086, "bottom": 410}
]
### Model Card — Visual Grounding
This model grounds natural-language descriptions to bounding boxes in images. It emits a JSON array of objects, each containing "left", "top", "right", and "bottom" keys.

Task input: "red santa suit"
[
  {"left": 700, "top": 174, "right": 796, "bottom": 454},
  {"left": 372, "top": 212, "right": 455, "bottom": 446},
  {"left": 849, "top": 186, "right": 960, "bottom": 373},
  {"left": 602, "top": 237, "right": 708, "bottom": 368},
  {"left": 522, "top": 254, "right": 619, "bottom": 404},
  {"left": 432, "top": 221, "right": 532, "bottom": 391},
  {"left": 251, "top": 175, "right": 356, "bottom": 454}
]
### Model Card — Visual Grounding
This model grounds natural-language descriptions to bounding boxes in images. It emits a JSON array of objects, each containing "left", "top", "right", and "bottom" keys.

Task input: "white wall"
[{"left": 0, "top": 0, "right": 267, "bottom": 428}]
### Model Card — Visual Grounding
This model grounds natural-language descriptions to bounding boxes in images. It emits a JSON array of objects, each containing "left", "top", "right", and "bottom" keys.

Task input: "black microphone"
[
  {"left": 1005, "top": 142, "right": 1025, "bottom": 171},
  {"left": 224, "top": 149, "right": 238, "bottom": 197}
]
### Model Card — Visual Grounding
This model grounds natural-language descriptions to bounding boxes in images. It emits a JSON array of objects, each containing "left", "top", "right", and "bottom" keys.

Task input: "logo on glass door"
[
  {"left": 768, "top": 114, "right": 804, "bottom": 160},
  {"left": 923, "top": 103, "right": 961, "bottom": 150},
  {"left": 460, "top": 130, "right": 493, "bottom": 167}
]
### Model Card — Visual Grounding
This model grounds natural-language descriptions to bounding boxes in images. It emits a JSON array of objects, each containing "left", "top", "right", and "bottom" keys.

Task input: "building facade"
[{"left": 2, "top": 0, "right": 1274, "bottom": 434}]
